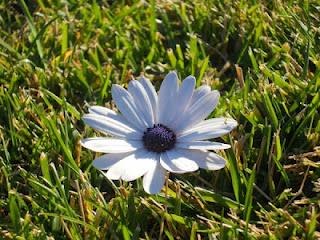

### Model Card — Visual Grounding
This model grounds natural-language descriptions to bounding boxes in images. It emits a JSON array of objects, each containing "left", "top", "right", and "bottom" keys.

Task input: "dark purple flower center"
[{"left": 143, "top": 124, "right": 176, "bottom": 153}]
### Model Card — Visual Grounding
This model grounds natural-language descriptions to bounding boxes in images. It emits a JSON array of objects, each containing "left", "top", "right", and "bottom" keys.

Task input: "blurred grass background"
[{"left": 0, "top": 0, "right": 319, "bottom": 239}]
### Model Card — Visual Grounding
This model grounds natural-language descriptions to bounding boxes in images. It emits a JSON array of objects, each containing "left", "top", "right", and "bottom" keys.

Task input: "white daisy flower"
[{"left": 81, "top": 72, "right": 237, "bottom": 194}]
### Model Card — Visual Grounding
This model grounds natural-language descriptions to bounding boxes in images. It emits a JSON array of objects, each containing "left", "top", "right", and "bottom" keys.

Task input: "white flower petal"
[
  {"left": 88, "top": 106, "right": 140, "bottom": 131},
  {"left": 176, "top": 141, "right": 231, "bottom": 150},
  {"left": 81, "top": 137, "right": 143, "bottom": 153},
  {"left": 172, "top": 90, "right": 220, "bottom": 133},
  {"left": 178, "top": 118, "right": 237, "bottom": 141},
  {"left": 105, "top": 162, "right": 125, "bottom": 180},
  {"left": 82, "top": 114, "right": 142, "bottom": 139},
  {"left": 190, "top": 85, "right": 211, "bottom": 105},
  {"left": 158, "top": 71, "right": 179, "bottom": 125},
  {"left": 89, "top": 106, "right": 118, "bottom": 117},
  {"left": 106, "top": 150, "right": 157, "bottom": 181},
  {"left": 121, "top": 151, "right": 158, "bottom": 181},
  {"left": 166, "top": 76, "right": 196, "bottom": 127},
  {"left": 187, "top": 150, "right": 226, "bottom": 170},
  {"left": 143, "top": 156, "right": 166, "bottom": 194},
  {"left": 128, "top": 80, "right": 154, "bottom": 127},
  {"left": 111, "top": 84, "right": 148, "bottom": 129},
  {"left": 160, "top": 149, "right": 199, "bottom": 173},
  {"left": 179, "top": 76, "right": 196, "bottom": 103},
  {"left": 93, "top": 152, "right": 133, "bottom": 170},
  {"left": 138, "top": 76, "right": 158, "bottom": 123}
]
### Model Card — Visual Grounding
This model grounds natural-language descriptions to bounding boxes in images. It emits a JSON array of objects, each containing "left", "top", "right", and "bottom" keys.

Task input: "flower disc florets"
[{"left": 143, "top": 124, "right": 176, "bottom": 153}]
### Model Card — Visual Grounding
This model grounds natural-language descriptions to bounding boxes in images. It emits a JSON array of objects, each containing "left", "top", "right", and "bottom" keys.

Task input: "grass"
[{"left": 0, "top": 0, "right": 319, "bottom": 239}]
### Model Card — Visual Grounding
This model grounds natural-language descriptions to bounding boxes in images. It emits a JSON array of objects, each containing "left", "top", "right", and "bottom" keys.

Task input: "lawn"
[{"left": 0, "top": 0, "right": 319, "bottom": 239}]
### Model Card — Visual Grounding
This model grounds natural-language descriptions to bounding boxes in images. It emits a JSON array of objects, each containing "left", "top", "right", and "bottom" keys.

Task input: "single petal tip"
[
  {"left": 166, "top": 71, "right": 178, "bottom": 78},
  {"left": 222, "top": 144, "right": 231, "bottom": 149},
  {"left": 79, "top": 139, "right": 86, "bottom": 147},
  {"left": 92, "top": 160, "right": 100, "bottom": 169},
  {"left": 105, "top": 171, "right": 120, "bottom": 180},
  {"left": 111, "top": 84, "right": 122, "bottom": 93},
  {"left": 228, "top": 118, "right": 238, "bottom": 129}
]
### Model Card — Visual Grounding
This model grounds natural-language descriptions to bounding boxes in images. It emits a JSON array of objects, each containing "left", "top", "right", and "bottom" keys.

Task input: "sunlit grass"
[{"left": 0, "top": 0, "right": 319, "bottom": 239}]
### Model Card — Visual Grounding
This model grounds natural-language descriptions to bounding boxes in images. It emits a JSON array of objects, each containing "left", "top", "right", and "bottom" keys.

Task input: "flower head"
[{"left": 81, "top": 72, "right": 237, "bottom": 194}]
